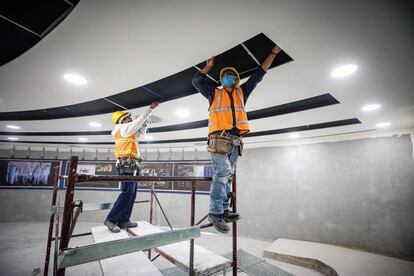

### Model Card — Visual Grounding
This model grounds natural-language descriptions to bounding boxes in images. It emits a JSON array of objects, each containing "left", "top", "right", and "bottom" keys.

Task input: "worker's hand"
[
  {"left": 206, "top": 57, "right": 214, "bottom": 68},
  {"left": 271, "top": 45, "right": 282, "bottom": 55},
  {"left": 150, "top": 102, "right": 159, "bottom": 109}
]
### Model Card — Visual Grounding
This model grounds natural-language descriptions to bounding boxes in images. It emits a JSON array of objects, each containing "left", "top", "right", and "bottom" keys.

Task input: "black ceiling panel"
[
  {"left": 0, "top": 0, "right": 80, "bottom": 66},
  {"left": 0, "top": 0, "right": 72, "bottom": 34},
  {"left": 0, "top": 118, "right": 361, "bottom": 145},
  {"left": 0, "top": 17, "right": 40, "bottom": 65},
  {"left": 196, "top": 33, "right": 293, "bottom": 82},
  {"left": 247, "top": 93, "right": 339, "bottom": 120},
  {"left": 0, "top": 33, "right": 292, "bottom": 120},
  {"left": 245, "top": 118, "right": 361, "bottom": 137},
  {"left": 0, "top": 99, "right": 116, "bottom": 120},
  {"left": 105, "top": 87, "right": 160, "bottom": 109},
  {"left": 243, "top": 33, "right": 292, "bottom": 71},
  {"left": 196, "top": 44, "right": 253, "bottom": 81},
  {"left": 0, "top": 93, "right": 339, "bottom": 135},
  {"left": 144, "top": 67, "right": 199, "bottom": 102}
]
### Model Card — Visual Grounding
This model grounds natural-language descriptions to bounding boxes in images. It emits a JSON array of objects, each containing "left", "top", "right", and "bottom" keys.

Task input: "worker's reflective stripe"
[
  {"left": 115, "top": 138, "right": 136, "bottom": 143},
  {"left": 209, "top": 107, "right": 246, "bottom": 114},
  {"left": 209, "top": 107, "right": 232, "bottom": 114},
  {"left": 217, "top": 89, "right": 222, "bottom": 107},
  {"left": 115, "top": 149, "right": 138, "bottom": 157},
  {"left": 236, "top": 88, "right": 245, "bottom": 108},
  {"left": 236, "top": 120, "right": 249, "bottom": 125}
]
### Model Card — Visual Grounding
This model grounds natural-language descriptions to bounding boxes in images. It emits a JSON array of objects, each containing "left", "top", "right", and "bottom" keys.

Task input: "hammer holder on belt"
[{"left": 116, "top": 157, "right": 140, "bottom": 175}]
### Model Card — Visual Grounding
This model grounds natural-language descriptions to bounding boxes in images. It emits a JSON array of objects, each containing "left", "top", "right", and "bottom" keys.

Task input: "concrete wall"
[
  {"left": 236, "top": 134, "right": 414, "bottom": 259},
  {"left": 0, "top": 134, "right": 413, "bottom": 258}
]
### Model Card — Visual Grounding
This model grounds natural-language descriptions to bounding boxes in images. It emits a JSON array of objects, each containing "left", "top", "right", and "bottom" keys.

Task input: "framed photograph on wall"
[
  {"left": 172, "top": 162, "right": 212, "bottom": 192},
  {"left": 138, "top": 162, "right": 173, "bottom": 190},
  {"left": 0, "top": 159, "right": 61, "bottom": 187},
  {"left": 69, "top": 161, "right": 119, "bottom": 189}
]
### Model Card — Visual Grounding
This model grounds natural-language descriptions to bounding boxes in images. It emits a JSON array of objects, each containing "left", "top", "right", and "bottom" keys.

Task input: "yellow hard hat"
[
  {"left": 220, "top": 67, "right": 240, "bottom": 85},
  {"left": 112, "top": 111, "right": 129, "bottom": 125}
]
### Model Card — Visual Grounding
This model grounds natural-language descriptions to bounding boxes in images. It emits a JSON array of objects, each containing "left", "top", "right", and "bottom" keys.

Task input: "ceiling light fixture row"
[{"left": 331, "top": 64, "right": 391, "bottom": 129}]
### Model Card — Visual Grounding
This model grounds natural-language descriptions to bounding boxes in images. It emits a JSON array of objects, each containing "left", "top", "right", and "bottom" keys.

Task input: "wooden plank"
[
  {"left": 129, "top": 221, "right": 231, "bottom": 276},
  {"left": 92, "top": 226, "right": 162, "bottom": 276}
]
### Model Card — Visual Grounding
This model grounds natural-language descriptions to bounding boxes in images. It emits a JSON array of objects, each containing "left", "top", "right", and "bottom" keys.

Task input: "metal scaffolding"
[{"left": 43, "top": 156, "right": 239, "bottom": 276}]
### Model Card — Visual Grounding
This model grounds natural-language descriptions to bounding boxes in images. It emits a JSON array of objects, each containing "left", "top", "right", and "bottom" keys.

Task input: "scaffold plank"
[
  {"left": 129, "top": 221, "right": 231, "bottom": 276},
  {"left": 57, "top": 224, "right": 200, "bottom": 269},
  {"left": 92, "top": 226, "right": 162, "bottom": 276}
]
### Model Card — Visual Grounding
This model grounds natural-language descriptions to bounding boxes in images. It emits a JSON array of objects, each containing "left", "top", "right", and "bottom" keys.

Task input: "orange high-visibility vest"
[
  {"left": 208, "top": 86, "right": 250, "bottom": 135},
  {"left": 114, "top": 130, "right": 139, "bottom": 158}
]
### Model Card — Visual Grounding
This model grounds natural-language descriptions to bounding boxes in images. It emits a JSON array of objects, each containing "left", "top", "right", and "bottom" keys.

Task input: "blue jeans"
[
  {"left": 210, "top": 144, "right": 239, "bottom": 215},
  {"left": 106, "top": 168, "right": 138, "bottom": 224}
]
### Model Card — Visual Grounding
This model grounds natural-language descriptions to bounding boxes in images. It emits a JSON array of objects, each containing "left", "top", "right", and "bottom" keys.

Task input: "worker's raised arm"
[
  {"left": 121, "top": 102, "right": 158, "bottom": 137},
  {"left": 201, "top": 57, "right": 214, "bottom": 74},
  {"left": 261, "top": 45, "right": 282, "bottom": 72},
  {"left": 192, "top": 57, "right": 216, "bottom": 102}
]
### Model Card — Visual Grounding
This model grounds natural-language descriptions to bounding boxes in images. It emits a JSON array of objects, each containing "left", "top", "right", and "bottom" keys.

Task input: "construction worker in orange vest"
[
  {"left": 104, "top": 102, "right": 159, "bottom": 233},
  {"left": 192, "top": 45, "right": 282, "bottom": 233}
]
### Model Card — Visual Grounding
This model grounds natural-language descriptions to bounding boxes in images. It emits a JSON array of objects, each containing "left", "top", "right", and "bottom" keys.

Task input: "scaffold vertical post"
[
  {"left": 232, "top": 172, "right": 237, "bottom": 276},
  {"left": 149, "top": 183, "right": 155, "bottom": 259},
  {"left": 57, "top": 156, "right": 78, "bottom": 276},
  {"left": 189, "top": 180, "right": 196, "bottom": 276},
  {"left": 43, "top": 165, "right": 60, "bottom": 276}
]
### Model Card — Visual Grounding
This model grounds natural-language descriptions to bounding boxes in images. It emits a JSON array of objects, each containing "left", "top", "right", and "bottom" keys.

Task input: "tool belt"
[
  {"left": 207, "top": 131, "right": 244, "bottom": 156},
  {"left": 116, "top": 157, "right": 141, "bottom": 175}
]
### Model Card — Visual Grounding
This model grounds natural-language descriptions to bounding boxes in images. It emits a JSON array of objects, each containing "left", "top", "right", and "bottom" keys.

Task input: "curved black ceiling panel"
[
  {"left": 0, "top": 33, "right": 293, "bottom": 121},
  {"left": 0, "top": 118, "right": 361, "bottom": 145},
  {"left": 0, "top": 0, "right": 80, "bottom": 66},
  {"left": 0, "top": 94, "right": 339, "bottom": 136}
]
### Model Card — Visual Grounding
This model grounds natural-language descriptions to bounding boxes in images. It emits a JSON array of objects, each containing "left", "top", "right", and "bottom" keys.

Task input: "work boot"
[
  {"left": 223, "top": 210, "right": 241, "bottom": 223},
  {"left": 208, "top": 213, "right": 230, "bottom": 233},
  {"left": 118, "top": 221, "right": 138, "bottom": 229},
  {"left": 104, "top": 220, "right": 121, "bottom": 233}
]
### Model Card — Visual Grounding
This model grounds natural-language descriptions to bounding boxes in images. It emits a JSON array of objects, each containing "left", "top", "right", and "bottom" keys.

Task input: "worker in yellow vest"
[
  {"left": 104, "top": 102, "right": 159, "bottom": 233},
  {"left": 192, "top": 45, "right": 282, "bottom": 233}
]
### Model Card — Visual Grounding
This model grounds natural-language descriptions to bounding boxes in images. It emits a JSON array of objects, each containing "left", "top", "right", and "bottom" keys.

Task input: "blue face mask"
[{"left": 221, "top": 73, "right": 235, "bottom": 87}]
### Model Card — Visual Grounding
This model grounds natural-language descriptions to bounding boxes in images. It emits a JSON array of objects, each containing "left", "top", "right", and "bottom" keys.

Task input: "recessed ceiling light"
[
  {"left": 376, "top": 122, "right": 391, "bottom": 128},
  {"left": 175, "top": 109, "right": 190, "bottom": 118},
  {"left": 89, "top": 122, "right": 102, "bottom": 128},
  {"left": 289, "top": 133, "right": 299, "bottom": 139},
  {"left": 79, "top": 137, "right": 88, "bottom": 141},
  {"left": 8, "top": 137, "right": 18, "bottom": 141},
  {"left": 64, "top": 73, "right": 87, "bottom": 85},
  {"left": 362, "top": 104, "right": 381, "bottom": 112},
  {"left": 7, "top": 125, "right": 21, "bottom": 129},
  {"left": 331, "top": 64, "right": 358, "bottom": 78},
  {"left": 144, "top": 135, "right": 154, "bottom": 140}
]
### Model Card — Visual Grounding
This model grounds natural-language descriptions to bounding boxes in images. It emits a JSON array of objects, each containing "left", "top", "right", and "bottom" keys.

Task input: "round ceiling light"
[
  {"left": 331, "top": 64, "right": 358, "bottom": 78},
  {"left": 64, "top": 73, "right": 87, "bottom": 85},
  {"left": 89, "top": 122, "right": 102, "bottom": 128},
  {"left": 376, "top": 122, "right": 391, "bottom": 128},
  {"left": 175, "top": 109, "right": 191, "bottom": 118},
  {"left": 289, "top": 133, "right": 299, "bottom": 139},
  {"left": 362, "top": 104, "right": 381, "bottom": 112}
]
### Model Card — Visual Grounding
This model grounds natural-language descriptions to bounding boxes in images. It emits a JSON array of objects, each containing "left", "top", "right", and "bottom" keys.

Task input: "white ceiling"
[{"left": 0, "top": 0, "right": 413, "bottom": 147}]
